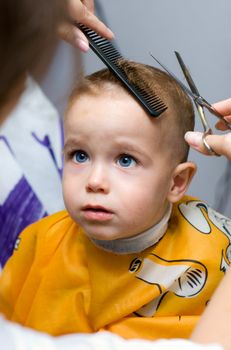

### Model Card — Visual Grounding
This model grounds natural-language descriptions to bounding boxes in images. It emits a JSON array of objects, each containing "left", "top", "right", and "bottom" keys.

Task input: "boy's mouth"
[{"left": 82, "top": 205, "right": 113, "bottom": 221}]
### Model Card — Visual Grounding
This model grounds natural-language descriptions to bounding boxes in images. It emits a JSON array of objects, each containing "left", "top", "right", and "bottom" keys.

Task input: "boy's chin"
[
  {"left": 83, "top": 227, "right": 127, "bottom": 241},
  {"left": 85, "top": 231, "right": 120, "bottom": 241}
]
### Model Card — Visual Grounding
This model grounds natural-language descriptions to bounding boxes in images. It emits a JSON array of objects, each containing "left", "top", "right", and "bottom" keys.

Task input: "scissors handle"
[
  {"left": 196, "top": 103, "right": 210, "bottom": 134},
  {"left": 197, "top": 97, "right": 231, "bottom": 130},
  {"left": 202, "top": 130, "right": 220, "bottom": 156}
]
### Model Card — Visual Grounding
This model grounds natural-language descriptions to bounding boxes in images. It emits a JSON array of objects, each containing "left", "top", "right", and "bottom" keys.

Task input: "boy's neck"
[{"left": 91, "top": 204, "right": 172, "bottom": 254}]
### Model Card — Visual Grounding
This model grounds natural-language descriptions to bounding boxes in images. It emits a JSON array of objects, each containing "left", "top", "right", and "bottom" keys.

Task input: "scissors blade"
[
  {"left": 149, "top": 52, "right": 198, "bottom": 100},
  {"left": 174, "top": 51, "right": 200, "bottom": 96}
]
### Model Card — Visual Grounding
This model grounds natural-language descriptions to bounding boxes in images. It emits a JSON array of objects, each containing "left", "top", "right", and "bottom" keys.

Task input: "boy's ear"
[{"left": 167, "top": 162, "right": 197, "bottom": 203}]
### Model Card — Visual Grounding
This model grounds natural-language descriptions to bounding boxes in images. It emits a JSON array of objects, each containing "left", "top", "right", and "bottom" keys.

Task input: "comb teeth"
[{"left": 77, "top": 23, "right": 167, "bottom": 117}]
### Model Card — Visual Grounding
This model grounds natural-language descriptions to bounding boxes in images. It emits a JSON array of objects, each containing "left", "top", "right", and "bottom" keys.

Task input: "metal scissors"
[{"left": 150, "top": 51, "right": 231, "bottom": 156}]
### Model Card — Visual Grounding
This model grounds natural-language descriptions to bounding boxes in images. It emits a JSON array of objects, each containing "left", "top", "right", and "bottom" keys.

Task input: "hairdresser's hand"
[
  {"left": 58, "top": 0, "right": 114, "bottom": 52},
  {"left": 185, "top": 98, "right": 231, "bottom": 160}
]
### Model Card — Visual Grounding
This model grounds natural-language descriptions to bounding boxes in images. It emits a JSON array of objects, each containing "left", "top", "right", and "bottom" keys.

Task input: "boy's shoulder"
[
  {"left": 13, "top": 211, "right": 82, "bottom": 264},
  {"left": 175, "top": 194, "right": 230, "bottom": 220},
  {"left": 18, "top": 210, "right": 77, "bottom": 246},
  {"left": 173, "top": 195, "right": 231, "bottom": 243},
  {"left": 31, "top": 210, "right": 72, "bottom": 230},
  {"left": 174, "top": 195, "right": 231, "bottom": 226},
  {"left": 177, "top": 194, "right": 208, "bottom": 206}
]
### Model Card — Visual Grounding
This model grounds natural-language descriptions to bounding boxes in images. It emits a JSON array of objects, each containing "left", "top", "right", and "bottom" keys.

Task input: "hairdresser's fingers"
[
  {"left": 185, "top": 132, "right": 212, "bottom": 156},
  {"left": 215, "top": 116, "right": 231, "bottom": 131},
  {"left": 213, "top": 98, "right": 231, "bottom": 117},
  {"left": 58, "top": 21, "right": 89, "bottom": 51},
  {"left": 59, "top": 0, "right": 114, "bottom": 51},
  {"left": 69, "top": 0, "right": 114, "bottom": 39},
  {"left": 81, "top": 0, "right": 94, "bottom": 13},
  {"left": 185, "top": 131, "right": 231, "bottom": 160}
]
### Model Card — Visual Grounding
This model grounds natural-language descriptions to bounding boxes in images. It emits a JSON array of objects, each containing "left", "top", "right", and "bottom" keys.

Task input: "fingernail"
[
  {"left": 107, "top": 28, "right": 115, "bottom": 38},
  {"left": 77, "top": 39, "right": 89, "bottom": 52},
  {"left": 184, "top": 131, "right": 203, "bottom": 147}
]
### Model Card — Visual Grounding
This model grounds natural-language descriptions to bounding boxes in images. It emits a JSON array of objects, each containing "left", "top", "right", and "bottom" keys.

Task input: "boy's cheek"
[{"left": 62, "top": 175, "right": 75, "bottom": 205}]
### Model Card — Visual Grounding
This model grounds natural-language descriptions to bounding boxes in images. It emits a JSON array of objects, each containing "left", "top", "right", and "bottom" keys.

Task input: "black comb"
[{"left": 77, "top": 23, "right": 167, "bottom": 117}]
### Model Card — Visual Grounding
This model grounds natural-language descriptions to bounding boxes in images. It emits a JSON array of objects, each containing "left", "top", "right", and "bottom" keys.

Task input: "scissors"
[{"left": 150, "top": 51, "right": 231, "bottom": 156}]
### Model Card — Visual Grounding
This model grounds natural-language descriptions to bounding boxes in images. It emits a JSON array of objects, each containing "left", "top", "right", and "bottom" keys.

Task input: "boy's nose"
[{"left": 86, "top": 165, "right": 109, "bottom": 194}]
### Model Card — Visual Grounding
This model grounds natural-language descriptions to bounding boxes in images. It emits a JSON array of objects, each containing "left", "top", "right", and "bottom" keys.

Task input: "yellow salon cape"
[{"left": 0, "top": 196, "right": 230, "bottom": 340}]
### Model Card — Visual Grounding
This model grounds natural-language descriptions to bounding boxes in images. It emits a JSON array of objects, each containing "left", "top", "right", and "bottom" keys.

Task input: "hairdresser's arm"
[
  {"left": 191, "top": 267, "right": 231, "bottom": 350},
  {"left": 185, "top": 98, "right": 231, "bottom": 160},
  {"left": 58, "top": 0, "right": 114, "bottom": 52}
]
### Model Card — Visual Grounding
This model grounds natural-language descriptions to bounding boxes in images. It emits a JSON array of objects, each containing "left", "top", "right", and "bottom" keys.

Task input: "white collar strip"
[{"left": 91, "top": 204, "right": 172, "bottom": 254}]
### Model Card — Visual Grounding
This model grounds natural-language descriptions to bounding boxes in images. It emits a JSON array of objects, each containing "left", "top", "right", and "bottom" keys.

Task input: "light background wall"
[{"left": 41, "top": 0, "right": 231, "bottom": 216}]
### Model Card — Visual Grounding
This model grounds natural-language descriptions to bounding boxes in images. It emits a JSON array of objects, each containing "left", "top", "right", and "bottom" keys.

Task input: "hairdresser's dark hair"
[
  {"left": 0, "top": 0, "right": 66, "bottom": 119},
  {"left": 68, "top": 59, "right": 195, "bottom": 162}
]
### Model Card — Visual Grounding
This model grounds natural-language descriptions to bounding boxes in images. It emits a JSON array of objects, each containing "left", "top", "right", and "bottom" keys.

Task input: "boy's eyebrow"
[
  {"left": 64, "top": 139, "right": 144, "bottom": 152},
  {"left": 114, "top": 141, "right": 141, "bottom": 152},
  {"left": 113, "top": 140, "right": 150, "bottom": 156},
  {"left": 63, "top": 138, "right": 82, "bottom": 152}
]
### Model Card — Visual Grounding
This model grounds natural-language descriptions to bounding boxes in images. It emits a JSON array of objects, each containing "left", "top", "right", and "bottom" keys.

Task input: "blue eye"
[
  {"left": 73, "top": 150, "right": 89, "bottom": 163},
  {"left": 117, "top": 154, "right": 136, "bottom": 168}
]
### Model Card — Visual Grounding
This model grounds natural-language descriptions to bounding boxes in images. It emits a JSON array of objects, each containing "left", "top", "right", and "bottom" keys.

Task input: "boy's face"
[{"left": 63, "top": 89, "right": 175, "bottom": 241}]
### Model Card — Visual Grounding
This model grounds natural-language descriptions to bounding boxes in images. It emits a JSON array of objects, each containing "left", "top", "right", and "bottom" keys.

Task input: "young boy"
[{"left": 0, "top": 60, "right": 230, "bottom": 341}]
